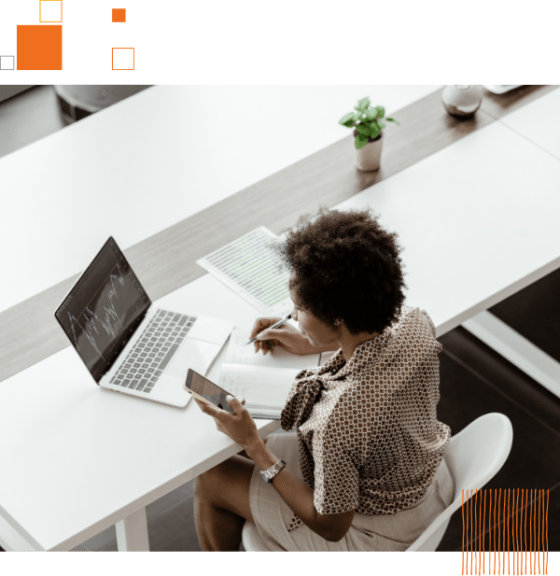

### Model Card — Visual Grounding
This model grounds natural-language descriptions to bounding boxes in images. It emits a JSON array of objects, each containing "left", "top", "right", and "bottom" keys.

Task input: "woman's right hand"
[{"left": 250, "top": 317, "right": 318, "bottom": 356}]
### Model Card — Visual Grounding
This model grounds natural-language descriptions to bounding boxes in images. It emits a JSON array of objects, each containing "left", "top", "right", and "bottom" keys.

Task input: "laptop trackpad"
[{"left": 165, "top": 338, "right": 218, "bottom": 380}]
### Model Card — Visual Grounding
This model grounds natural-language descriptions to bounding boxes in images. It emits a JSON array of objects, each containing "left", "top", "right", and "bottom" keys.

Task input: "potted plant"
[{"left": 339, "top": 96, "right": 400, "bottom": 171}]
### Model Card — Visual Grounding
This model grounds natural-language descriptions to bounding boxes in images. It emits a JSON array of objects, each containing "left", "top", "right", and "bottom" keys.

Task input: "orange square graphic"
[
  {"left": 111, "top": 46, "right": 136, "bottom": 72},
  {"left": 39, "top": 0, "right": 64, "bottom": 24},
  {"left": 17, "top": 25, "right": 62, "bottom": 70},
  {"left": 112, "top": 8, "right": 126, "bottom": 22}
]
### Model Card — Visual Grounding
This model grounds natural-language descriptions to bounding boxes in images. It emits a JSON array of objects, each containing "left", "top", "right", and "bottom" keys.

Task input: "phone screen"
[{"left": 184, "top": 369, "right": 235, "bottom": 413}]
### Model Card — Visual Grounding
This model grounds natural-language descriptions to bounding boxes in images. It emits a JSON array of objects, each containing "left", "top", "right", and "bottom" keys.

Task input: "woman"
[{"left": 193, "top": 207, "right": 453, "bottom": 551}]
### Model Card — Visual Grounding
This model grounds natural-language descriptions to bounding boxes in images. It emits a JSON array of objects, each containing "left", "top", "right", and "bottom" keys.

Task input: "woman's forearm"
[{"left": 245, "top": 437, "right": 353, "bottom": 541}]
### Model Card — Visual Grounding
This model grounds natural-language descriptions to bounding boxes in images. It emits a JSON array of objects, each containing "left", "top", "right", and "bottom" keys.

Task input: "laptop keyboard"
[{"left": 109, "top": 309, "right": 196, "bottom": 394}]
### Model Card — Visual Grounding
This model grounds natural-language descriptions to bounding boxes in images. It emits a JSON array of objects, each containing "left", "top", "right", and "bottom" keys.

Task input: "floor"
[{"left": 0, "top": 86, "right": 558, "bottom": 552}]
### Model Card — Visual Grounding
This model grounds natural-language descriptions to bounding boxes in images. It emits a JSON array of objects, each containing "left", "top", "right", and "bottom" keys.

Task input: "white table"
[
  {"left": 0, "top": 274, "right": 281, "bottom": 551},
  {"left": 1, "top": 87, "right": 559, "bottom": 551},
  {"left": 459, "top": 90, "right": 560, "bottom": 400},
  {"left": 0, "top": 85, "right": 437, "bottom": 314},
  {"left": 335, "top": 107, "right": 560, "bottom": 400},
  {"left": 0, "top": 84, "right": 439, "bottom": 551}
]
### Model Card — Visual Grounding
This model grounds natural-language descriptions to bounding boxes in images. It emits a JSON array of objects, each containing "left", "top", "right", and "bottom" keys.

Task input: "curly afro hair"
[{"left": 273, "top": 207, "right": 407, "bottom": 335}]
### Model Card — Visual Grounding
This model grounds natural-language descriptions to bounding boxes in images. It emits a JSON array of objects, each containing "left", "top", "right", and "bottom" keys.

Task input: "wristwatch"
[{"left": 260, "top": 458, "right": 287, "bottom": 483}]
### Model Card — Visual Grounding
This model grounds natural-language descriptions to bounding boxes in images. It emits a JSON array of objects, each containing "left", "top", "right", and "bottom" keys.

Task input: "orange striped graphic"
[{"left": 460, "top": 489, "right": 549, "bottom": 574}]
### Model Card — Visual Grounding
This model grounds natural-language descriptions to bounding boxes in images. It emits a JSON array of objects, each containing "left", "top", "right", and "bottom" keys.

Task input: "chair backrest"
[{"left": 407, "top": 412, "right": 513, "bottom": 551}]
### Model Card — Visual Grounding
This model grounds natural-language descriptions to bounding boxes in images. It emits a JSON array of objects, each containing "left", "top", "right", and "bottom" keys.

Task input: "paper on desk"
[
  {"left": 218, "top": 363, "right": 301, "bottom": 415},
  {"left": 226, "top": 327, "right": 320, "bottom": 370},
  {"left": 196, "top": 226, "right": 292, "bottom": 316}
]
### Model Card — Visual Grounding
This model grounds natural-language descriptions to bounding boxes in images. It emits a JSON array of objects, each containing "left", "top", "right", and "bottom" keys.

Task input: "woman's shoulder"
[{"left": 389, "top": 306, "right": 440, "bottom": 353}]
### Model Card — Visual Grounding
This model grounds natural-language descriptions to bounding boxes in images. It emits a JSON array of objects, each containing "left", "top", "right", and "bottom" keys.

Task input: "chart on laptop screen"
[{"left": 55, "top": 238, "right": 150, "bottom": 382}]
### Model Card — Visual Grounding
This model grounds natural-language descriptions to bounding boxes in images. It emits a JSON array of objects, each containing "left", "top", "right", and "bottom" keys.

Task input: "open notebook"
[{"left": 217, "top": 328, "right": 321, "bottom": 419}]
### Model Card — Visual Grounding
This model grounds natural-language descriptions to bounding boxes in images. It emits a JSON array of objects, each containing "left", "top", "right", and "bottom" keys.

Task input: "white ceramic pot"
[
  {"left": 355, "top": 132, "right": 383, "bottom": 172},
  {"left": 441, "top": 85, "right": 483, "bottom": 119}
]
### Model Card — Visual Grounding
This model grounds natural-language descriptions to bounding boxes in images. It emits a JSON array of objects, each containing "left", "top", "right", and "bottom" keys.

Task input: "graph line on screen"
[
  {"left": 67, "top": 263, "right": 125, "bottom": 358},
  {"left": 197, "top": 227, "right": 292, "bottom": 315}
]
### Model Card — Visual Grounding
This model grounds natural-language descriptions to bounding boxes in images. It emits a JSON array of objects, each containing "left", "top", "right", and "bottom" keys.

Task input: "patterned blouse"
[{"left": 279, "top": 306, "right": 451, "bottom": 532}]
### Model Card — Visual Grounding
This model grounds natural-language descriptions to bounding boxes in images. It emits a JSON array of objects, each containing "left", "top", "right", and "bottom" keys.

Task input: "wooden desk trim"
[{"left": 0, "top": 85, "right": 556, "bottom": 383}]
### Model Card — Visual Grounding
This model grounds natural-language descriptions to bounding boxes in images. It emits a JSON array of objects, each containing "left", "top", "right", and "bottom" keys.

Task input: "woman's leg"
[{"left": 194, "top": 454, "right": 256, "bottom": 551}]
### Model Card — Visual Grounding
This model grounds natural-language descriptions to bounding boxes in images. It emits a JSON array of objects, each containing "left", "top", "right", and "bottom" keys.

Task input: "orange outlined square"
[
  {"left": 17, "top": 25, "right": 62, "bottom": 70},
  {"left": 112, "top": 8, "right": 126, "bottom": 22},
  {"left": 39, "top": 0, "right": 64, "bottom": 24},
  {"left": 111, "top": 46, "right": 136, "bottom": 72},
  {"left": 112, "top": 47, "right": 134, "bottom": 70}
]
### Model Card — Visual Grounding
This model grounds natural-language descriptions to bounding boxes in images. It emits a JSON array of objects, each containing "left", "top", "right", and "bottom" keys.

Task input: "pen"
[{"left": 246, "top": 314, "right": 292, "bottom": 346}]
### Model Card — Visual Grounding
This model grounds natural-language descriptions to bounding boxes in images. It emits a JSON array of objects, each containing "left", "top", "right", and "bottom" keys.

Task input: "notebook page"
[
  {"left": 226, "top": 327, "right": 320, "bottom": 370},
  {"left": 196, "top": 227, "right": 292, "bottom": 316},
  {"left": 218, "top": 364, "right": 300, "bottom": 411}
]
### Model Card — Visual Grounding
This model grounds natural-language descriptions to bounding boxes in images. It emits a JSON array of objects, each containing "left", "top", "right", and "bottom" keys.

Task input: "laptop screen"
[{"left": 55, "top": 237, "right": 151, "bottom": 383}]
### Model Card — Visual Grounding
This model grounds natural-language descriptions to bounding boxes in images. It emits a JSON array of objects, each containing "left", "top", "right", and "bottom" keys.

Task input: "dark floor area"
[
  {"left": 436, "top": 267, "right": 560, "bottom": 552},
  {"left": 0, "top": 87, "right": 558, "bottom": 552}
]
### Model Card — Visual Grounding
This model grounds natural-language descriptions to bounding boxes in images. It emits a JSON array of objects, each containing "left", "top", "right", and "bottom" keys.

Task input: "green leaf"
[
  {"left": 369, "top": 124, "right": 381, "bottom": 139},
  {"left": 379, "top": 121, "right": 386, "bottom": 129},
  {"left": 356, "top": 124, "right": 370, "bottom": 137},
  {"left": 354, "top": 96, "right": 371, "bottom": 112},
  {"left": 375, "top": 106, "right": 386, "bottom": 119},
  {"left": 386, "top": 117, "right": 400, "bottom": 126},
  {"left": 339, "top": 112, "right": 357, "bottom": 127},
  {"left": 355, "top": 134, "right": 369, "bottom": 149},
  {"left": 364, "top": 108, "right": 378, "bottom": 121}
]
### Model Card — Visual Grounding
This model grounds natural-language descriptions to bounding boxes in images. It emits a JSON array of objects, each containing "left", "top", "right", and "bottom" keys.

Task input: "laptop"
[{"left": 55, "top": 237, "right": 233, "bottom": 408}]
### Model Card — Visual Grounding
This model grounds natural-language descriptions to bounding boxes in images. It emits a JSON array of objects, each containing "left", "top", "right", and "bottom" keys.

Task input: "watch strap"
[{"left": 260, "top": 458, "right": 287, "bottom": 483}]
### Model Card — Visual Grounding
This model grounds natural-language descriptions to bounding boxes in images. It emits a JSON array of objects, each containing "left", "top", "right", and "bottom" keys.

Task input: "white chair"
[{"left": 241, "top": 412, "right": 513, "bottom": 551}]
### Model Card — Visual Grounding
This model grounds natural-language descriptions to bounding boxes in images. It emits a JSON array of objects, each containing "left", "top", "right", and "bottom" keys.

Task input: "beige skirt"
[{"left": 249, "top": 432, "right": 454, "bottom": 551}]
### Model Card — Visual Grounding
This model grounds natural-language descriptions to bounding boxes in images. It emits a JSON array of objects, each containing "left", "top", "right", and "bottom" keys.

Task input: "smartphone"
[{"left": 184, "top": 369, "right": 235, "bottom": 413}]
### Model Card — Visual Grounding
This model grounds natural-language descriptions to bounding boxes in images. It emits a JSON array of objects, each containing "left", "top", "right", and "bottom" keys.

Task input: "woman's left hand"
[{"left": 193, "top": 395, "right": 260, "bottom": 450}]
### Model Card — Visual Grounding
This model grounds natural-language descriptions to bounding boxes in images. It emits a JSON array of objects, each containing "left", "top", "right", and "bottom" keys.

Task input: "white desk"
[
  {"left": 0, "top": 84, "right": 440, "bottom": 551},
  {"left": 459, "top": 90, "right": 560, "bottom": 400},
  {"left": 1, "top": 87, "right": 559, "bottom": 551},
  {"left": 0, "top": 274, "right": 281, "bottom": 551},
  {"left": 0, "top": 85, "right": 437, "bottom": 314},
  {"left": 340, "top": 111, "right": 560, "bottom": 400},
  {"left": 499, "top": 88, "right": 560, "bottom": 161}
]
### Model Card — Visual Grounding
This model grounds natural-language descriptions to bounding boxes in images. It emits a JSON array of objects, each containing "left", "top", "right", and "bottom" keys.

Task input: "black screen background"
[{"left": 55, "top": 238, "right": 151, "bottom": 382}]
